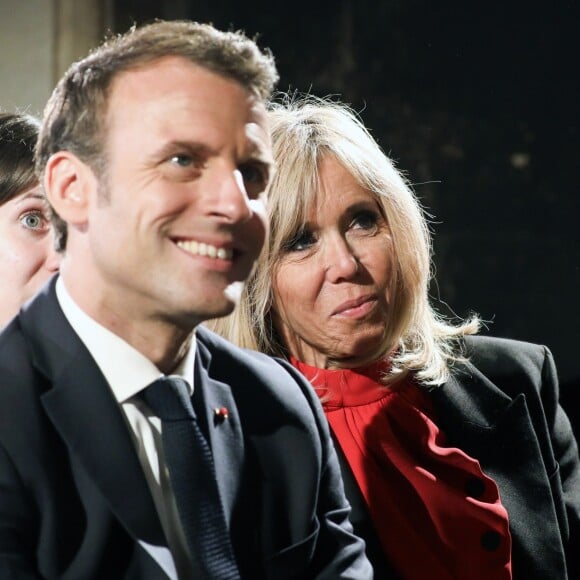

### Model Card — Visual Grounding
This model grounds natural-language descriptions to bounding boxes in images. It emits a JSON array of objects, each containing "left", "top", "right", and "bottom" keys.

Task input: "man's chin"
[
  {"left": 197, "top": 281, "right": 244, "bottom": 323},
  {"left": 166, "top": 281, "right": 245, "bottom": 328},
  {"left": 223, "top": 281, "right": 244, "bottom": 308}
]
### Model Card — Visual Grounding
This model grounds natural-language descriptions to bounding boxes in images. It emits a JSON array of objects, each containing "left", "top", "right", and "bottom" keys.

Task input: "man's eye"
[
  {"left": 20, "top": 212, "right": 47, "bottom": 231},
  {"left": 169, "top": 154, "right": 193, "bottom": 167},
  {"left": 283, "top": 229, "right": 316, "bottom": 252},
  {"left": 239, "top": 163, "right": 267, "bottom": 188}
]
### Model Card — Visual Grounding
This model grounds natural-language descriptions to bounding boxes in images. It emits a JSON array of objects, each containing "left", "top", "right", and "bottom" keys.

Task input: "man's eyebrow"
[
  {"left": 243, "top": 150, "right": 275, "bottom": 184},
  {"left": 244, "top": 151, "right": 275, "bottom": 174},
  {"left": 244, "top": 137, "right": 275, "bottom": 168},
  {"left": 150, "top": 140, "right": 215, "bottom": 161},
  {"left": 150, "top": 138, "right": 275, "bottom": 175}
]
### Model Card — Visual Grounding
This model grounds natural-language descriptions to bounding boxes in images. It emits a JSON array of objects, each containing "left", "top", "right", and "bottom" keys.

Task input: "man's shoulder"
[
  {"left": 197, "top": 324, "right": 267, "bottom": 360},
  {"left": 197, "top": 324, "right": 296, "bottom": 377},
  {"left": 196, "top": 325, "right": 315, "bottom": 402}
]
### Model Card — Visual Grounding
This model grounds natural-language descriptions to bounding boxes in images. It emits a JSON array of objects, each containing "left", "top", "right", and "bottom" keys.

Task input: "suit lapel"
[{"left": 20, "top": 280, "right": 165, "bottom": 547}]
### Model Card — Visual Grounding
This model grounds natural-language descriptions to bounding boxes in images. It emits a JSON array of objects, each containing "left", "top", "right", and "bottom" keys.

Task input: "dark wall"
[{"left": 114, "top": 0, "right": 579, "bottom": 427}]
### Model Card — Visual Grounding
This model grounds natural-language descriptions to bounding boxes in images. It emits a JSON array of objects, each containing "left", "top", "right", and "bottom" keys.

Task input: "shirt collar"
[{"left": 55, "top": 276, "right": 196, "bottom": 403}]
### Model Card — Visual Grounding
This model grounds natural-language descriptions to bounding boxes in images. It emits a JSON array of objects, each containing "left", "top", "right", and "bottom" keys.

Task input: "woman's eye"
[
  {"left": 283, "top": 229, "right": 316, "bottom": 252},
  {"left": 351, "top": 210, "right": 379, "bottom": 231},
  {"left": 20, "top": 212, "right": 47, "bottom": 231}
]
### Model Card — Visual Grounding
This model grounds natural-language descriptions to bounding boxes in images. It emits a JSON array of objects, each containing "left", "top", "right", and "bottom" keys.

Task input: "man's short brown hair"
[{"left": 36, "top": 20, "right": 278, "bottom": 249}]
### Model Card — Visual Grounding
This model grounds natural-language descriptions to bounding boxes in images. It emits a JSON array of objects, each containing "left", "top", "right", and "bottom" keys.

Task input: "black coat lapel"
[{"left": 19, "top": 279, "right": 165, "bottom": 547}]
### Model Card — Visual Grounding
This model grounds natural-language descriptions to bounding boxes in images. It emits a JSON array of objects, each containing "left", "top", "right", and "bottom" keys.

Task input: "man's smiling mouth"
[{"left": 176, "top": 240, "right": 234, "bottom": 260}]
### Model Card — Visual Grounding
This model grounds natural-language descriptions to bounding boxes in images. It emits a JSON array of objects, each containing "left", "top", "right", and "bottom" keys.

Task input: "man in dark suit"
[{"left": 0, "top": 21, "right": 372, "bottom": 579}]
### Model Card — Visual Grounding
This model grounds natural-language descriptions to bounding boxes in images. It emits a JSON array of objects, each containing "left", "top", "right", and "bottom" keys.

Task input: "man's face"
[{"left": 75, "top": 57, "right": 272, "bottom": 330}]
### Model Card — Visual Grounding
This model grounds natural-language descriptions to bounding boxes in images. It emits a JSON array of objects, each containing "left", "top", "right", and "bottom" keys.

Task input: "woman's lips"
[{"left": 332, "top": 295, "right": 377, "bottom": 318}]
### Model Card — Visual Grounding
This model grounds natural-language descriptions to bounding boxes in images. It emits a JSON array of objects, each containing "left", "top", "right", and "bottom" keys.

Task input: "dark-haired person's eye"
[{"left": 20, "top": 211, "right": 48, "bottom": 232}]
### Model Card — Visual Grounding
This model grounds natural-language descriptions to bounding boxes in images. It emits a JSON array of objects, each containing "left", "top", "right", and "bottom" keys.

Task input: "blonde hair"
[{"left": 207, "top": 95, "right": 478, "bottom": 386}]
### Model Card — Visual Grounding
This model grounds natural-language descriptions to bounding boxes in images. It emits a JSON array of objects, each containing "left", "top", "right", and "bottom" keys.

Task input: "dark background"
[{"left": 114, "top": 0, "right": 579, "bottom": 431}]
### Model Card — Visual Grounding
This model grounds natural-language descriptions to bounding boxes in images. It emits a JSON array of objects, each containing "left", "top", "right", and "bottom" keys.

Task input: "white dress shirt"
[{"left": 56, "top": 277, "right": 197, "bottom": 579}]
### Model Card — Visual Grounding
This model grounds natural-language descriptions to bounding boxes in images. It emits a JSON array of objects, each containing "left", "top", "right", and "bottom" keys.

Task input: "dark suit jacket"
[
  {"left": 343, "top": 335, "right": 580, "bottom": 579},
  {"left": 0, "top": 279, "right": 372, "bottom": 579}
]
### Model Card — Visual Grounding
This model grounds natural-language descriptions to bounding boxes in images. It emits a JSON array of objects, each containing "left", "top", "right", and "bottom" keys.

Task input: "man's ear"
[{"left": 44, "top": 151, "right": 98, "bottom": 225}]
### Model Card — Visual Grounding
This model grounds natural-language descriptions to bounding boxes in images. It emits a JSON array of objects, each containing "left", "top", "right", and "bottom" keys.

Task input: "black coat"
[
  {"left": 0, "top": 279, "right": 372, "bottom": 580},
  {"left": 346, "top": 335, "right": 580, "bottom": 579}
]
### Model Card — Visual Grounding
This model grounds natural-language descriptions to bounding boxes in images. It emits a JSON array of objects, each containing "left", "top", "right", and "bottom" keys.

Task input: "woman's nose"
[{"left": 324, "top": 239, "right": 359, "bottom": 283}]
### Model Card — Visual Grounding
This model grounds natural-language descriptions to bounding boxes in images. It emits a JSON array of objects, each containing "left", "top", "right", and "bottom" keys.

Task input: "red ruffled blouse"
[{"left": 291, "top": 357, "right": 512, "bottom": 579}]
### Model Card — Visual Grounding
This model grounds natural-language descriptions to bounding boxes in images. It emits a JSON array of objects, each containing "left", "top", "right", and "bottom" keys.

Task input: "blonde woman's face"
[
  {"left": 272, "top": 156, "right": 393, "bottom": 368},
  {"left": 0, "top": 186, "right": 60, "bottom": 326}
]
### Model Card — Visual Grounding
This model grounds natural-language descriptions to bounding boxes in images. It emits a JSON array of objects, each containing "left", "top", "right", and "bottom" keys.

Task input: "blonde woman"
[{"left": 208, "top": 96, "right": 580, "bottom": 579}]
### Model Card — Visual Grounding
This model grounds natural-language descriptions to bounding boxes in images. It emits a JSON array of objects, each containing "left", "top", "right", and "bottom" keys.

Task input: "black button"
[
  {"left": 464, "top": 476, "right": 486, "bottom": 498},
  {"left": 480, "top": 530, "right": 501, "bottom": 551}
]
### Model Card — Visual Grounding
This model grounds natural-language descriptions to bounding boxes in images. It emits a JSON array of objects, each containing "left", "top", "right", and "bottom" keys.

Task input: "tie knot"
[{"left": 141, "top": 376, "right": 195, "bottom": 421}]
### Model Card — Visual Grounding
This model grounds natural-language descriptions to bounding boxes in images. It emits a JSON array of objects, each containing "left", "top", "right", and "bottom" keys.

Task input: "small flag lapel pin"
[{"left": 214, "top": 406, "right": 229, "bottom": 423}]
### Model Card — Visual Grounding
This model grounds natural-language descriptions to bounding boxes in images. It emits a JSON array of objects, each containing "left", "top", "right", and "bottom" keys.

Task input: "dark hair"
[
  {"left": 0, "top": 112, "right": 41, "bottom": 206},
  {"left": 36, "top": 20, "right": 278, "bottom": 249}
]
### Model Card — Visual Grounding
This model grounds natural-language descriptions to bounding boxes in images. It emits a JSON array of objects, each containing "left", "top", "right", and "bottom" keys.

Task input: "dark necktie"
[{"left": 141, "top": 376, "right": 241, "bottom": 580}]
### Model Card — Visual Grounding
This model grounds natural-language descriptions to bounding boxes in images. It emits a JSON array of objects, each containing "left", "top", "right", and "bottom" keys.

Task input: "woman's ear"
[{"left": 44, "top": 152, "right": 98, "bottom": 226}]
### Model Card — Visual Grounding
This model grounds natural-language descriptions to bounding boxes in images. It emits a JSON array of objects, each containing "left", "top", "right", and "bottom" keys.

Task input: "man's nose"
[{"left": 207, "top": 168, "right": 253, "bottom": 223}]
